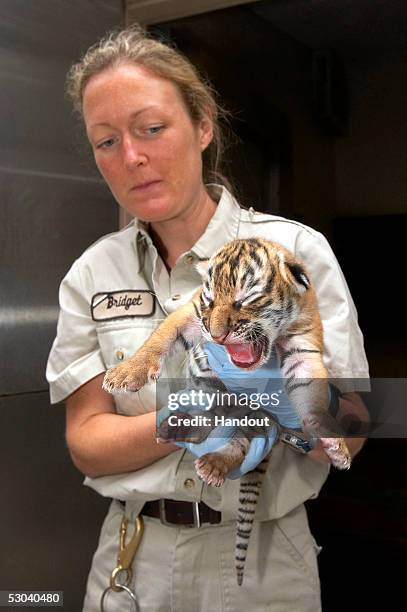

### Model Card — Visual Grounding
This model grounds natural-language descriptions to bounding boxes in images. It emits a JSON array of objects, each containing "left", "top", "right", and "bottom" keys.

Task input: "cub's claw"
[
  {"left": 195, "top": 454, "right": 228, "bottom": 487},
  {"left": 320, "top": 437, "right": 351, "bottom": 470},
  {"left": 102, "top": 353, "right": 162, "bottom": 393}
]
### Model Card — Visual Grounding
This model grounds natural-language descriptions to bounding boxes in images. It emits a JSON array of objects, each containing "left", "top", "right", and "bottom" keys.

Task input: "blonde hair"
[{"left": 66, "top": 24, "right": 232, "bottom": 188}]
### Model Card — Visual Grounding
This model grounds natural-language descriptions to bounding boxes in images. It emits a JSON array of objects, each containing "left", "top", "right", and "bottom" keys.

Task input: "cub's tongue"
[{"left": 224, "top": 342, "right": 260, "bottom": 367}]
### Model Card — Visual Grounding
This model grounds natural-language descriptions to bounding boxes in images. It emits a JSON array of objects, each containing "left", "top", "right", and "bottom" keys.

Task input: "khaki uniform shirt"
[{"left": 46, "top": 186, "right": 369, "bottom": 522}]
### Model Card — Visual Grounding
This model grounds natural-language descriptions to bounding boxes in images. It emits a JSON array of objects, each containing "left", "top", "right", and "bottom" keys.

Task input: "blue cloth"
[
  {"left": 204, "top": 342, "right": 302, "bottom": 430},
  {"left": 157, "top": 342, "right": 309, "bottom": 479}
]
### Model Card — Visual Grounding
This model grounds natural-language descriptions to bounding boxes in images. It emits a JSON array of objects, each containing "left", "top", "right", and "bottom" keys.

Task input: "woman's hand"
[{"left": 308, "top": 391, "right": 369, "bottom": 464}]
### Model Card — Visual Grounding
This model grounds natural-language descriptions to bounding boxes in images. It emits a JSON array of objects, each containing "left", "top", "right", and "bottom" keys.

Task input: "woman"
[{"left": 46, "top": 25, "right": 370, "bottom": 612}]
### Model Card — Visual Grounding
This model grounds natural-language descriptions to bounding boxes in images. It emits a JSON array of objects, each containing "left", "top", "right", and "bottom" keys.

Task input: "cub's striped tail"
[{"left": 235, "top": 455, "right": 270, "bottom": 586}]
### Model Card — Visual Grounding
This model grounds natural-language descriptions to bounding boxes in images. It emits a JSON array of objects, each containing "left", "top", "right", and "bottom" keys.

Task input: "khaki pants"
[{"left": 83, "top": 500, "right": 321, "bottom": 612}]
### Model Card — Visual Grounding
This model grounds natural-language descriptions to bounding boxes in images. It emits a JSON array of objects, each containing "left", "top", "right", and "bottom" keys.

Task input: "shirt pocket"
[{"left": 96, "top": 320, "right": 160, "bottom": 416}]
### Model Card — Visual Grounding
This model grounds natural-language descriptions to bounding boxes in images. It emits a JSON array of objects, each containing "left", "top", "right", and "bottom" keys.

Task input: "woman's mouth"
[{"left": 131, "top": 180, "right": 162, "bottom": 192}]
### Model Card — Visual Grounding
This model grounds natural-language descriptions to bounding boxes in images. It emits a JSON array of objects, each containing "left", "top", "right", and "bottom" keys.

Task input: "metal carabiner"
[
  {"left": 110, "top": 514, "right": 144, "bottom": 591},
  {"left": 100, "top": 513, "right": 144, "bottom": 611}
]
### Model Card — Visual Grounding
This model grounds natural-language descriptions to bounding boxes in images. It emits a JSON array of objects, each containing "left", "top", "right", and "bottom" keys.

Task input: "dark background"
[{"left": 1, "top": 1, "right": 406, "bottom": 610}]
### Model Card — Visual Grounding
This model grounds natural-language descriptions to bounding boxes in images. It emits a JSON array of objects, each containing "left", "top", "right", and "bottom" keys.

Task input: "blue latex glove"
[
  {"left": 156, "top": 400, "right": 237, "bottom": 444},
  {"left": 156, "top": 342, "right": 303, "bottom": 478},
  {"left": 157, "top": 400, "right": 279, "bottom": 480}
]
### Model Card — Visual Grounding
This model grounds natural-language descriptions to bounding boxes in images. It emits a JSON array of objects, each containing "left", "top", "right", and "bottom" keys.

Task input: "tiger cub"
[{"left": 103, "top": 238, "right": 350, "bottom": 585}]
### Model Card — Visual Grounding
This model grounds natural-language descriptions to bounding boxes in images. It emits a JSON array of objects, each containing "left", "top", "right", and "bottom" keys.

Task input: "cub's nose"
[{"left": 211, "top": 333, "right": 229, "bottom": 344}]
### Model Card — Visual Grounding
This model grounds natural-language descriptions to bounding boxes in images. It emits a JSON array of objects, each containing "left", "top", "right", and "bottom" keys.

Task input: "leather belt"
[{"left": 119, "top": 499, "right": 222, "bottom": 528}]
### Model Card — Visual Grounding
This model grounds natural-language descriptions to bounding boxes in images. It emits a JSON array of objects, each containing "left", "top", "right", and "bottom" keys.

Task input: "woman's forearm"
[
  {"left": 68, "top": 409, "right": 179, "bottom": 479},
  {"left": 65, "top": 373, "right": 180, "bottom": 478}
]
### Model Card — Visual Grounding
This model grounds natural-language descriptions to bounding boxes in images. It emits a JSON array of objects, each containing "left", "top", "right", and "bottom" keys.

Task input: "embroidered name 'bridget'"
[
  {"left": 91, "top": 290, "right": 155, "bottom": 321},
  {"left": 107, "top": 294, "right": 143, "bottom": 310}
]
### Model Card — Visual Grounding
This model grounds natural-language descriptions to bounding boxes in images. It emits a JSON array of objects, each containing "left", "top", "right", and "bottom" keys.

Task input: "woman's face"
[{"left": 83, "top": 63, "right": 213, "bottom": 222}]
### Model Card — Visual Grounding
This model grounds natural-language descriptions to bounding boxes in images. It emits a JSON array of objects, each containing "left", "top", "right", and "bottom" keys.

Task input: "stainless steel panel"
[
  {"left": 0, "top": 392, "right": 109, "bottom": 609},
  {"left": 0, "top": 0, "right": 123, "bottom": 395},
  {"left": 0, "top": 170, "right": 118, "bottom": 395}
]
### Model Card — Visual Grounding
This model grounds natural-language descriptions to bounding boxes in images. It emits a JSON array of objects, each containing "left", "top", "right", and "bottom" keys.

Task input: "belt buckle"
[{"left": 158, "top": 500, "right": 201, "bottom": 528}]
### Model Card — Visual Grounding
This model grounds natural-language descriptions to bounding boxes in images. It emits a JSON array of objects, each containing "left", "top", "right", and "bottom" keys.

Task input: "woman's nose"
[{"left": 122, "top": 135, "right": 147, "bottom": 168}]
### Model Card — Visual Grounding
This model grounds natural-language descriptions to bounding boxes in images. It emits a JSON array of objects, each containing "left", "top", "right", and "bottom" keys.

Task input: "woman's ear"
[{"left": 198, "top": 111, "right": 214, "bottom": 152}]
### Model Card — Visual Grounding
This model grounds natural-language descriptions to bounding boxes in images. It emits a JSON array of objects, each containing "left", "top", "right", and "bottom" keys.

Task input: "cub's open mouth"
[{"left": 224, "top": 341, "right": 265, "bottom": 368}]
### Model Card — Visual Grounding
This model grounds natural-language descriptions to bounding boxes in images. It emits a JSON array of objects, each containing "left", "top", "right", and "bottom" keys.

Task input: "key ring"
[
  {"left": 100, "top": 583, "right": 139, "bottom": 611},
  {"left": 100, "top": 513, "right": 144, "bottom": 611}
]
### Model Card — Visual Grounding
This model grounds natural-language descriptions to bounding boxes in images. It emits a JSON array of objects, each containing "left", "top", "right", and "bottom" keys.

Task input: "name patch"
[{"left": 91, "top": 290, "right": 155, "bottom": 321}]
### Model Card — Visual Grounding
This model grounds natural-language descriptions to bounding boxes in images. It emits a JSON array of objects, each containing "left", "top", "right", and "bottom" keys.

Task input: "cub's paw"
[
  {"left": 320, "top": 437, "right": 351, "bottom": 470},
  {"left": 195, "top": 453, "right": 229, "bottom": 487},
  {"left": 102, "top": 352, "right": 162, "bottom": 393}
]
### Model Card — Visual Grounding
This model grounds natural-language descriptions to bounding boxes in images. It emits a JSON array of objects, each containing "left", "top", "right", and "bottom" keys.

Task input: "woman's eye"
[
  {"left": 146, "top": 125, "right": 164, "bottom": 135},
  {"left": 96, "top": 138, "right": 116, "bottom": 149}
]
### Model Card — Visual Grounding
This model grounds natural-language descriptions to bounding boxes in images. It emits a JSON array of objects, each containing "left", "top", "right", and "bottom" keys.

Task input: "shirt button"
[
  {"left": 116, "top": 350, "right": 124, "bottom": 361},
  {"left": 183, "top": 478, "right": 195, "bottom": 489},
  {"left": 172, "top": 294, "right": 181, "bottom": 301}
]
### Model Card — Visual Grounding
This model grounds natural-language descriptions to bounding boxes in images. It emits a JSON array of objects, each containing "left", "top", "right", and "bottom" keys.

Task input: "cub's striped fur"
[{"left": 103, "top": 238, "right": 350, "bottom": 586}]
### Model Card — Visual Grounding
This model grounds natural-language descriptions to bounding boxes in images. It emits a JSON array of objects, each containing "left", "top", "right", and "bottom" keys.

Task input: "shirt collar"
[
  {"left": 191, "top": 185, "right": 241, "bottom": 259},
  {"left": 133, "top": 184, "right": 242, "bottom": 265},
  {"left": 133, "top": 218, "right": 152, "bottom": 273}
]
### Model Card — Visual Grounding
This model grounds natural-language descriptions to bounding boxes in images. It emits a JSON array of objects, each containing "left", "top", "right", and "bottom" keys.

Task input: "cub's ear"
[
  {"left": 277, "top": 251, "right": 310, "bottom": 295},
  {"left": 195, "top": 259, "right": 210, "bottom": 280},
  {"left": 286, "top": 262, "right": 311, "bottom": 294}
]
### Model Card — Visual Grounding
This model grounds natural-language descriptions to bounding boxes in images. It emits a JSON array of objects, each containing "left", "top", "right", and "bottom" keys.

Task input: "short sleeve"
[
  {"left": 46, "top": 260, "right": 106, "bottom": 404},
  {"left": 295, "top": 228, "right": 370, "bottom": 392}
]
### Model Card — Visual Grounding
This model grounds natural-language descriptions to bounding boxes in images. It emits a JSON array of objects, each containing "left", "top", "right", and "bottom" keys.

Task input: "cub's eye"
[{"left": 233, "top": 300, "right": 243, "bottom": 310}]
